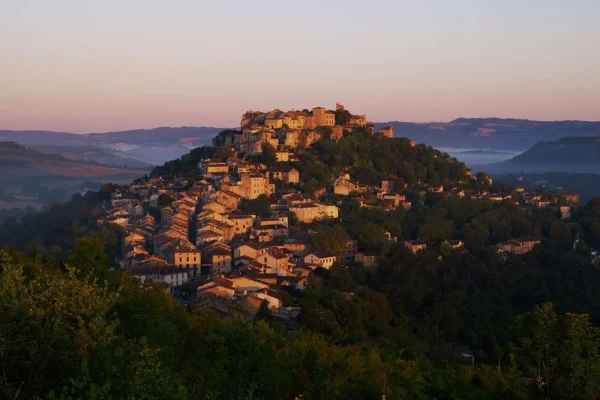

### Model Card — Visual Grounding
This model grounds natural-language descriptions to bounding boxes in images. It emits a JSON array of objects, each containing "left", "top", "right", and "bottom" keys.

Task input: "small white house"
[{"left": 304, "top": 252, "right": 336, "bottom": 269}]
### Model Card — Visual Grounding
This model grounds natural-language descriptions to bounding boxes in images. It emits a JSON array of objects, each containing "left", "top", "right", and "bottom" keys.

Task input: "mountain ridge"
[
  {"left": 0, "top": 126, "right": 226, "bottom": 165},
  {"left": 471, "top": 135, "right": 600, "bottom": 175},
  {"left": 375, "top": 118, "right": 600, "bottom": 151}
]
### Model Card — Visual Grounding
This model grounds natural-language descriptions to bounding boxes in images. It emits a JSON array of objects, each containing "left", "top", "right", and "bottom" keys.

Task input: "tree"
[
  {"left": 315, "top": 126, "right": 333, "bottom": 140},
  {"left": 335, "top": 109, "right": 352, "bottom": 126},
  {"left": 244, "top": 194, "right": 270, "bottom": 217},
  {"left": 511, "top": 302, "right": 600, "bottom": 400},
  {"left": 255, "top": 300, "right": 273, "bottom": 322},
  {"left": 0, "top": 252, "right": 189, "bottom": 399},
  {"left": 214, "top": 145, "right": 235, "bottom": 162},
  {"left": 67, "top": 237, "right": 111, "bottom": 279},
  {"left": 304, "top": 177, "right": 320, "bottom": 197},
  {"left": 261, "top": 142, "right": 277, "bottom": 166},
  {"left": 419, "top": 217, "right": 454, "bottom": 243},
  {"left": 312, "top": 224, "right": 350, "bottom": 258},
  {"left": 359, "top": 222, "right": 387, "bottom": 251},
  {"left": 158, "top": 193, "right": 175, "bottom": 207}
]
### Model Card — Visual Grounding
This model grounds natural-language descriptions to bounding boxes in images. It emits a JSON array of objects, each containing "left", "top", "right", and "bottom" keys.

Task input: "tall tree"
[
  {"left": 261, "top": 142, "right": 277, "bottom": 167},
  {"left": 511, "top": 302, "right": 600, "bottom": 400}
]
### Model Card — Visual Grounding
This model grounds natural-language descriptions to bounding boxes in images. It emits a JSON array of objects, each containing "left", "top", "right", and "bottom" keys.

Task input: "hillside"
[
  {"left": 0, "top": 141, "right": 144, "bottom": 184},
  {"left": 30, "top": 144, "right": 154, "bottom": 170},
  {"left": 472, "top": 136, "right": 600, "bottom": 174},
  {"left": 508, "top": 136, "right": 600, "bottom": 165},
  {"left": 3, "top": 125, "right": 600, "bottom": 399},
  {"left": 375, "top": 118, "right": 600, "bottom": 151},
  {"left": 0, "top": 126, "right": 226, "bottom": 165}
]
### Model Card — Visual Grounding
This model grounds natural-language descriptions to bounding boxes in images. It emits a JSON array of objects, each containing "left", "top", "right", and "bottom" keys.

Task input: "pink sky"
[{"left": 1, "top": 0, "right": 599, "bottom": 133}]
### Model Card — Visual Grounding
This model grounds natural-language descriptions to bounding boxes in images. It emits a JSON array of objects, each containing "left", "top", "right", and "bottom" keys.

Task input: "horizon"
[
  {"left": 3, "top": 114, "right": 600, "bottom": 135},
  {"left": 2, "top": 0, "right": 599, "bottom": 132}
]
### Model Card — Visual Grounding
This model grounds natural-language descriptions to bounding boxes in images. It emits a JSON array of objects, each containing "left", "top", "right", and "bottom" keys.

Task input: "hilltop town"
[
  {"left": 214, "top": 102, "right": 396, "bottom": 155},
  {"left": 4, "top": 104, "right": 600, "bottom": 400},
  {"left": 88, "top": 103, "right": 598, "bottom": 319}
]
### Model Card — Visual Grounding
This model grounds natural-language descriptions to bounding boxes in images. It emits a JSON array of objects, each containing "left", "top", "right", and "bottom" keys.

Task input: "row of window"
[{"left": 179, "top": 256, "right": 198, "bottom": 262}]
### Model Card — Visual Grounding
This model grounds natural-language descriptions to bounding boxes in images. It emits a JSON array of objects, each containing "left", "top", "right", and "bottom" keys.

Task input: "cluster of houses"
[
  {"left": 105, "top": 150, "right": 379, "bottom": 316},
  {"left": 109, "top": 181, "right": 201, "bottom": 291},
  {"left": 517, "top": 188, "right": 579, "bottom": 218},
  {"left": 101, "top": 105, "right": 595, "bottom": 316},
  {"left": 334, "top": 174, "right": 413, "bottom": 212}
]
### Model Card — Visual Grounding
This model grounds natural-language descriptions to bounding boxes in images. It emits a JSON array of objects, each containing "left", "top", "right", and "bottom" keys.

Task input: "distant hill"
[
  {"left": 86, "top": 126, "right": 223, "bottom": 146},
  {"left": 375, "top": 118, "right": 600, "bottom": 151},
  {"left": 5, "top": 120, "right": 600, "bottom": 165},
  {"left": 494, "top": 172, "right": 600, "bottom": 204},
  {"left": 472, "top": 136, "right": 600, "bottom": 175},
  {"left": 29, "top": 144, "right": 153, "bottom": 170},
  {"left": 0, "top": 141, "right": 144, "bottom": 185},
  {"left": 0, "top": 126, "right": 227, "bottom": 165}
]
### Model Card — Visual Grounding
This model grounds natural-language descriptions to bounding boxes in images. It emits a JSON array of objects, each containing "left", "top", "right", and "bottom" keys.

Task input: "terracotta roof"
[
  {"left": 312, "top": 251, "right": 336, "bottom": 259},
  {"left": 214, "top": 276, "right": 234, "bottom": 288},
  {"left": 209, "top": 248, "right": 231, "bottom": 257}
]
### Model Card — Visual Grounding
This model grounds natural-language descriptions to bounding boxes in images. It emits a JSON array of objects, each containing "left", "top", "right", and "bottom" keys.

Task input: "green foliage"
[
  {"left": 0, "top": 190, "right": 122, "bottom": 261},
  {"left": 303, "top": 177, "right": 320, "bottom": 197},
  {"left": 67, "top": 237, "right": 111, "bottom": 279},
  {"left": 574, "top": 196, "right": 600, "bottom": 249},
  {"left": 294, "top": 129, "right": 467, "bottom": 190},
  {"left": 3, "top": 237, "right": 599, "bottom": 400},
  {"left": 359, "top": 222, "right": 387, "bottom": 252},
  {"left": 419, "top": 216, "right": 454, "bottom": 243},
  {"left": 213, "top": 145, "right": 235, "bottom": 161},
  {"left": 261, "top": 142, "right": 277, "bottom": 167},
  {"left": 314, "top": 126, "right": 333, "bottom": 140},
  {"left": 255, "top": 300, "right": 273, "bottom": 322},
  {"left": 212, "top": 129, "right": 239, "bottom": 147},
  {"left": 0, "top": 247, "right": 538, "bottom": 400},
  {"left": 158, "top": 193, "right": 175, "bottom": 207},
  {"left": 334, "top": 109, "right": 352, "bottom": 126},
  {"left": 511, "top": 302, "right": 600, "bottom": 399},
  {"left": 311, "top": 224, "right": 350, "bottom": 257},
  {"left": 243, "top": 194, "right": 270, "bottom": 217},
  {"left": 151, "top": 145, "right": 216, "bottom": 177}
]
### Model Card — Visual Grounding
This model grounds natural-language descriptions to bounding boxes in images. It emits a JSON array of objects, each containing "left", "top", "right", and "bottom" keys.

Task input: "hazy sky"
[{"left": 1, "top": 0, "right": 599, "bottom": 132}]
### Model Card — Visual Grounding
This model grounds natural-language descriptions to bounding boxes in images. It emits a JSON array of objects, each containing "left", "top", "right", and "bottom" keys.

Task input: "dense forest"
[
  {"left": 2, "top": 248, "right": 598, "bottom": 399},
  {"left": 2, "top": 130, "right": 600, "bottom": 399},
  {"left": 293, "top": 129, "right": 467, "bottom": 191}
]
